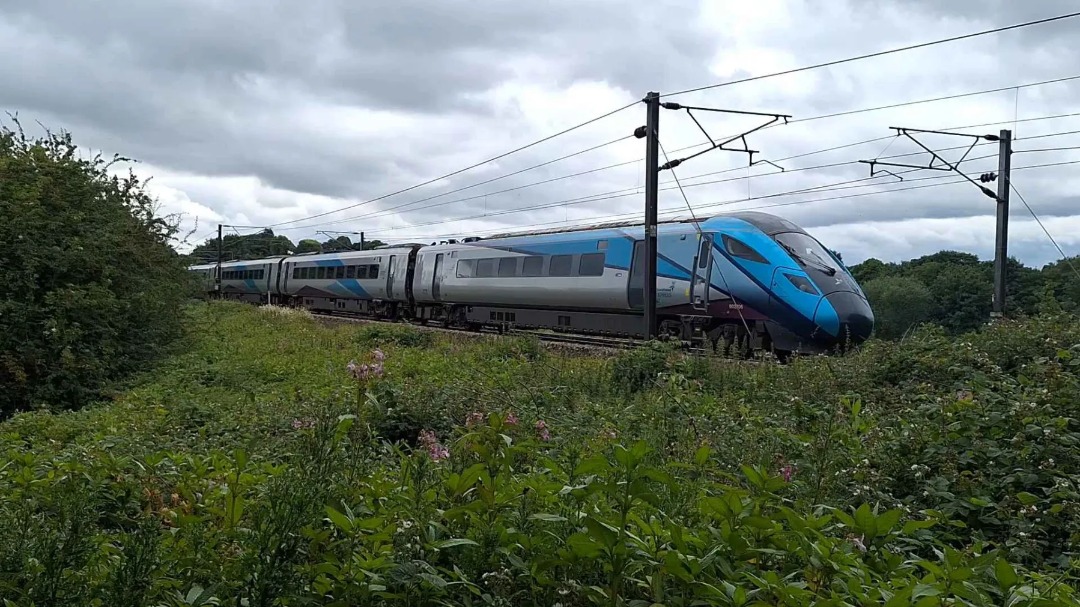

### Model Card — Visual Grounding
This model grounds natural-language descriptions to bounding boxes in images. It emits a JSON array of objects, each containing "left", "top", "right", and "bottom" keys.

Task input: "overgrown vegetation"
[
  {"left": 1, "top": 302, "right": 1077, "bottom": 605},
  {"left": 0, "top": 121, "right": 191, "bottom": 417}
]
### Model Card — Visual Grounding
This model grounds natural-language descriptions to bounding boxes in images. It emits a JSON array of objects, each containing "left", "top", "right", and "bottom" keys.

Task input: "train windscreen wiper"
[{"left": 779, "top": 242, "right": 836, "bottom": 276}]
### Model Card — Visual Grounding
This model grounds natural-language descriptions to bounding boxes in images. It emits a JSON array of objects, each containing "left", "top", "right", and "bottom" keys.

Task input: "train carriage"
[
  {"left": 279, "top": 247, "right": 417, "bottom": 316},
  {"left": 188, "top": 211, "right": 873, "bottom": 355},
  {"left": 217, "top": 258, "right": 277, "bottom": 303}
]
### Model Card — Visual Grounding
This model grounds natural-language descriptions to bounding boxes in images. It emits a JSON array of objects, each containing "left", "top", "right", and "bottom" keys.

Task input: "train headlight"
[{"left": 785, "top": 274, "right": 819, "bottom": 295}]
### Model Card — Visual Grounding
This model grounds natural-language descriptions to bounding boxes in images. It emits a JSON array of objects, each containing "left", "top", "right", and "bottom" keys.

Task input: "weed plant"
[{"left": 1, "top": 302, "right": 1078, "bottom": 605}]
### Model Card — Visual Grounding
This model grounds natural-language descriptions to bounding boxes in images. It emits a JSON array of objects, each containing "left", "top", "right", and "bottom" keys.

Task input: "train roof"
[
  {"left": 283, "top": 246, "right": 417, "bottom": 263},
  {"left": 473, "top": 211, "right": 806, "bottom": 241}
]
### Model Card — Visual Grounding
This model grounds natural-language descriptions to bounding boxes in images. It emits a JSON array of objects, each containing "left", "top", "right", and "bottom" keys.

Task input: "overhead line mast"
[{"left": 635, "top": 93, "right": 791, "bottom": 339}]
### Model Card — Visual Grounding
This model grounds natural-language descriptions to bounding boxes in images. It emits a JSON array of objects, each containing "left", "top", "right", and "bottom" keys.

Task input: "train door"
[
  {"left": 432, "top": 253, "right": 444, "bottom": 301},
  {"left": 628, "top": 241, "right": 644, "bottom": 309},
  {"left": 386, "top": 255, "right": 397, "bottom": 299},
  {"left": 691, "top": 235, "right": 712, "bottom": 310}
]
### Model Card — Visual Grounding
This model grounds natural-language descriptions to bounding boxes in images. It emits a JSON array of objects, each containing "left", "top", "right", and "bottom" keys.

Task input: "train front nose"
[{"left": 821, "top": 291, "right": 874, "bottom": 345}]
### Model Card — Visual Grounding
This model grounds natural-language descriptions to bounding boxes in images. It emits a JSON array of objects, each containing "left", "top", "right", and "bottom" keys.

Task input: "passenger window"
[
  {"left": 335, "top": 266, "right": 345, "bottom": 279},
  {"left": 578, "top": 253, "right": 605, "bottom": 276},
  {"left": 549, "top": 255, "right": 572, "bottom": 276},
  {"left": 476, "top": 258, "right": 496, "bottom": 278},
  {"left": 292, "top": 268, "right": 299, "bottom": 279},
  {"left": 369, "top": 265, "right": 379, "bottom": 279},
  {"left": 346, "top": 266, "right": 355, "bottom": 278},
  {"left": 456, "top": 259, "right": 474, "bottom": 278},
  {"left": 317, "top": 267, "right": 327, "bottom": 279},
  {"left": 357, "top": 265, "right": 368, "bottom": 279},
  {"left": 522, "top": 256, "right": 543, "bottom": 277},
  {"left": 498, "top": 257, "right": 517, "bottom": 277},
  {"left": 723, "top": 235, "right": 768, "bottom": 264}
]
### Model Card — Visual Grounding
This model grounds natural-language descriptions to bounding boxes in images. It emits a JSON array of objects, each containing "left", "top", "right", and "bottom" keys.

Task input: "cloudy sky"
[{"left": 4, "top": 0, "right": 1080, "bottom": 266}]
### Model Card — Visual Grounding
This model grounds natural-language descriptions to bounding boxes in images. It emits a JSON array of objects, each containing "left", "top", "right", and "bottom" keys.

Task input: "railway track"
[
  {"left": 309, "top": 311, "right": 636, "bottom": 350},
  {"left": 307, "top": 310, "right": 776, "bottom": 362}
]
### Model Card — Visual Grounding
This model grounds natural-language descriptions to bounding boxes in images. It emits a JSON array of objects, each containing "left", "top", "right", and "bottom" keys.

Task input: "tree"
[
  {"left": 187, "top": 229, "right": 294, "bottom": 263},
  {"left": 0, "top": 122, "right": 190, "bottom": 416},
  {"left": 862, "top": 276, "right": 937, "bottom": 339},
  {"left": 295, "top": 239, "right": 322, "bottom": 254}
]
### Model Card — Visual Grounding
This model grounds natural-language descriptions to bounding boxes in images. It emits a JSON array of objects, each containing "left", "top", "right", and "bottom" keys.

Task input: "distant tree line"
[
  {"left": 185, "top": 230, "right": 388, "bottom": 265},
  {"left": 849, "top": 251, "right": 1078, "bottom": 339}
]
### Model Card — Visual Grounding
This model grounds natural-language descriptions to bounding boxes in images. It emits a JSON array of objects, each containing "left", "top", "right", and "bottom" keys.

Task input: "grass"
[{"left": 1, "top": 301, "right": 1078, "bottom": 605}]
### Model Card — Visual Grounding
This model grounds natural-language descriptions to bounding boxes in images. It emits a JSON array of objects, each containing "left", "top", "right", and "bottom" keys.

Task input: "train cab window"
[
  {"left": 476, "top": 258, "right": 496, "bottom": 278},
  {"left": 346, "top": 266, "right": 355, "bottom": 278},
  {"left": 317, "top": 267, "right": 327, "bottom": 279},
  {"left": 578, "top": 253, "right": 605, "bottom": 276},
  {"left": 356, "top": 265, "right": 368, "bottom": 279},
  {"left": 369, "top": 265, "right": 379, "bottom": 279},
  {"left": 522, "top": 256, "right": 543, "bottom": 277},
  {"left": 335, "top": 266, "right": 345, "bottom": 279},
  {"left": 722, "top": 234, "right": 768, "bottom": 264},
  {"left": 498, "top": 257, "right": 517, "bottom": 277},
  {"left": 456, "top": 259, "right": 474, "bottom": 278},
  {"left": 549, "top": 255, "right": 572, "bottom": 277}
]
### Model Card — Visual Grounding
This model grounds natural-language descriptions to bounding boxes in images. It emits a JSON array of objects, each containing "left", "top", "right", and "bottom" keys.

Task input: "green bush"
[
  {"left": 609, "top": 340, "right": 674, "bottom": 394},
  {"left": 354, "top": 323, "right": 434, "bottom": 348},
  {"left": 2, "top": 304, "right": 1080, "bottom": 604},
  {"left": 0, "top": 122, "right": 189, "bottom": 416}
]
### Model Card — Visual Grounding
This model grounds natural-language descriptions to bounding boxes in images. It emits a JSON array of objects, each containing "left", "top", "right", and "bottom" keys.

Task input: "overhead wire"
[
  {"left": 358, "top": 158, "right": 1080, "bottom": 242},
  {"left": 1008, "top": 183, "right": 1080, "bottom": 280},
  {"left": 260, "top": 11, "right": 1080, "bottom": 235},
  {"left": 270, "top": 75, "right": 1080, "bottom": 233},
  {"left": 267, "top": 100, "right": 639, "bottom": 227},
  {"left": 664, "top": 11, "right": 1080, "bottom": 97},
  {"left": 659, "top": 139, "right": 752, "bottom": 335}
]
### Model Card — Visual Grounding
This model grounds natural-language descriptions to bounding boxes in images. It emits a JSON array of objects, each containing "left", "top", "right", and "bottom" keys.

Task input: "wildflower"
[
  {"left": 535, "top": 419, "right": 551, "bottom": 442},
  {"left": 505, "top": 411, "right": 519, "bottom": 426},
  {"left": 373, "top": 348, "right": 386, "bottom": 362},
  {"left": 602, "top": 428, "right": 617, "bottom": 440},
  {"left": 465, "top": 411, "right": 485, "bottom": 428},
  {"left": 418, "top": 429, "right": 450, "bottom": 462},
  {"left": 780, "top": 464, "right": 795, "bottom": 483},
  {"left": 291, "top": 418, "right": 315, "bottom": 430}
]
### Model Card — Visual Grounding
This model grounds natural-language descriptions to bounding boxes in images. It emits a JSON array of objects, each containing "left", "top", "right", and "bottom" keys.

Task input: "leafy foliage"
[
  {"left": 850, "top": 250, "right": 1078, "bottom": 338},
  {"left": 0, "top": 121, "right": 190, "bottom": 416},
  {"left": 1, "top": 303, "right": 1079, "bottom": 605},
  {"left": 187, "top": 231, "right": 389, "bottom": 264}
]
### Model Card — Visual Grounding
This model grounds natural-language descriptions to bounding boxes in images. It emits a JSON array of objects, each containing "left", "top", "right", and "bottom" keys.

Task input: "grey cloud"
[{"left": 5, "top": 0, "right": 1080, "bottom": 267}]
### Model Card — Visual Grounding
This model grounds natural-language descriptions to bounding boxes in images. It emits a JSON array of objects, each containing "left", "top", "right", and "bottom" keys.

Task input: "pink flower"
[
  {"left": 418, "top": 429, "right": 450, "bottom": 462},
  {"left": 780, "top": 464, "right": 795, "bottom": 483},
  {"left": 291, "top": 418, "right": 315, "bottom": 430},
  {"left": 465, "top": 412, "right": 485, "bottom": 428},
  {"left": 535, "top": 419, "right": 550, "bottom": 442},
  {"left": 505, "top": 411, "right": 519, "bottom": 426},
  {"left": 346, "top": 360, "right": 358, "bottom": 375},
  {"left": 373, "top": 348, "right": 386, "bottom": 362}
]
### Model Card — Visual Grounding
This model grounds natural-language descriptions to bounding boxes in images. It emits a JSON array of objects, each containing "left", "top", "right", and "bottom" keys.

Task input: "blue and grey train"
[{"left": 190, "top": 211, "right": 874, "bottom": 354}]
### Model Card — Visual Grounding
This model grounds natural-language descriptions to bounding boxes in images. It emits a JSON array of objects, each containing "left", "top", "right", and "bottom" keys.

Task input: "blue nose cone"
[{"left": 824, "top": 291, "right": 874, "bottom": 345}]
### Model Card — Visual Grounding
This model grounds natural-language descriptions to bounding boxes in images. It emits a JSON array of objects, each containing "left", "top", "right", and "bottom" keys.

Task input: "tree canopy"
[
  {"left": 0, "top": 123, "right": 191, "bottom": 416},
  {"left": 849, "top": 250, "right": 1080, "bottom": 338},
  {"left": 186, "top": 232, "right": 388, "bottom": 263}
]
